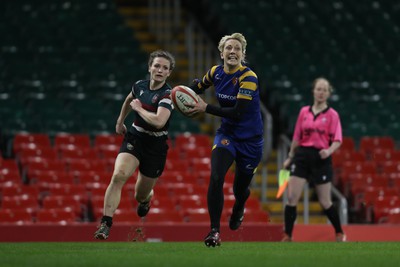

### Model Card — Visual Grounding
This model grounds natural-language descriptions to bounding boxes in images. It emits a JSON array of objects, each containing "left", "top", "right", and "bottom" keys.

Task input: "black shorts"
[
  {"left": 289, "top": 146, "right": 333, "bottom": 184},
  {"left": 119, "top": 131, "right": 168, "bottom": 178}
]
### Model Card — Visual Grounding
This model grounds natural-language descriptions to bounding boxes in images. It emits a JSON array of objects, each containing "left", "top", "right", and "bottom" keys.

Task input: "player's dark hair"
[{"left": 148, "top": 50, "right": 176, "bottom": 70}]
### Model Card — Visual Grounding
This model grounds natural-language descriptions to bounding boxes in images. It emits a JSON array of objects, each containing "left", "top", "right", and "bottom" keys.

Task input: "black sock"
[
  {"left": 284, "top": 205, "right": 297, "bottom": 237},
  {"left": 208, "top": 148, "right": 235, "bottom": 231},
  {"left": 101, "top": 215, "right": 113, "bottom": 228},
  {"left": 232, "top": 170, "right": 253, "bottom": 212},
  {"left": 324, "top": 205, "right": 343, "bottom": 234},
  {"left": 207, "top": 173, "right": 223, "bottom": 232}
]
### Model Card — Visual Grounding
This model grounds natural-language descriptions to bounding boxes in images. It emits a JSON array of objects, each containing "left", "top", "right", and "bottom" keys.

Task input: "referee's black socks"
[
  {"left": 284, "top": 205, "right": 297, "bottom": 237},
  {"left": 324, "top": 205, "right": 343, "bottom": 234}
]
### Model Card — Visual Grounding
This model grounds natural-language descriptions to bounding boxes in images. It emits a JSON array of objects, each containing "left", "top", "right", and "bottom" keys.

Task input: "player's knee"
[
  {"left": 287, "top": 194, "right": 300, "bottom": 206},
  {"left": 111, "top": 170, "right": 129, "bottom": 185},
  {"left": 319, "top": 199, "right": 332, "bottom": 210}
]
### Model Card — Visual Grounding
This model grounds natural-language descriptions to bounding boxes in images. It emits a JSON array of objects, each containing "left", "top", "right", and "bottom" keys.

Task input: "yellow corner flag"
[{"left": 276, "top": 169, "right": 290, "bottom": 199}]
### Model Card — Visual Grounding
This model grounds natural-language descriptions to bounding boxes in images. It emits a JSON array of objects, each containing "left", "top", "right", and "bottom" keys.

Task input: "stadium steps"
[
  {"left": 252, "top": 149, "right": 326, "bottom": 224},
  {"left": 116, "top": 0, "right": 190, "bottom": 84},
  {"left": 115, "top": 0, "right": 214, "bottom": 135}
]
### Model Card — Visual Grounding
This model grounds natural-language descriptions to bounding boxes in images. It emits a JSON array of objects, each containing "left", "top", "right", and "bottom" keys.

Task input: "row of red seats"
[
  {"left": 0, "top": 183, "right": 266, "bottom": 224},
  {"left": 12, "top": 133, "right": 212, "bottom": 154},
  {"left": 0, "top": 206, "right": 270, "bottom": 225},
  {"left": 332, "top": 136, "right": 400, "bottom": 224},
  {"left": 1, "top": 132, "right": 268, "bottom": 226}
]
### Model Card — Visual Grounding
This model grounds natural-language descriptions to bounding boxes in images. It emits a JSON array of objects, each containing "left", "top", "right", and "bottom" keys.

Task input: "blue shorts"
[{"left": 213, "top": 132, "right": 263, "bottom": 175}]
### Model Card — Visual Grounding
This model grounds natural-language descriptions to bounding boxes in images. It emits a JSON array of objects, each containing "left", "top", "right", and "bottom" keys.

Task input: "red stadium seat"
[
  {"left": 160, "top": 170, "right": 186, "bottom": 184},
  {"left": 338, "top": 136, "right": 355, "bottom": 152},
  {"left": 0, "top": 159, "right": 19, "bottom": 173},
  {"left": 94, "top": 134, "right": 123, "bottom": 146},
  {"left": 0, "top": 209, "right": 34, "bottom": 224},
  {"left": 36, "top": 209, "right": 77, "bottom": 224},
  {"left": 17, "top": 147, "right": 58, "bottom": 161},
  {"left": 346, "top": 174, "right": 390, "bottom": 198},
  {"left": 356, "top": 186, "right": 400, "bottom": 211},
  {"left": 144, "top": 208, "right": 184, "bottom": 223},
  {"left": 2, "top": 184, "right": 40, "bottom": 199},
  {"left": 150, "top": 196, "right": 178, "bottom": 210},
  {"left": 112, "top": 209, "right": 140, "bottom": 223},
  {"left": 58, "top": 146, "right": 95, "bottom": 160},
  {"left": 381, "top": 161, "right": 400, "bottom": 174},
  {"left": 243, "top": 209, "right": 270, "bottom": 223},
  {"left": 87, "top": 183, "right": 108, "bottom": 197},
  {"left": 184, "top": 147, "right": 212, "bottom": 159},
  {"left": 164, "top": 158, "right": 190, "bottom": 172},
  {"left": 42, "top": 195, "right": 83, "bottom": 217},
  {"left": 91, "top": 196, "right": 133, "bottom": 210},
  {"left": 47, "top": 184, "right": 89, "bottom": 205},
  {"left": 30, "top": 170, "right": 75, "bottom": 190},
  {"left": 54, "top": 133, "right": 91, "bottom": 148},
  {"left": 166, "top": 147, "right": 181, "bottom": 160},
  {"left": 332, "top": 150, "right": 366, "bottom": 169},
  {"left": 73, "top": 170, "right": 110, "bottom": 186},
  {"left": 25, "top": 160, "right": 67, "bottom": 182},
  {"left": 177, "top": 195, "right": 206, "bottom": 210},
  {"left": 0, "top": 167, "right": 22, "bottom": 186},
  {"left": 183, "top": 208, "right": 209, "bottom": 222},
  {"left": 190, "top": 158, "right": 211, "bottom": 172},
  {"left": 245, "top": 197, "right": 262, "bottom": 211},
  {"left": 152, "top": 184, "right": 171, "bottom": 198},
  {"left": 359, "top": 136, "right": 395, "bottom": 158},
  {"left": 387, "top": 212, "right": 400, "bottom": 224},
  {"left": 370, "top": 196, "right": 400, "bottom": 223},
  {"left": 13, "top": 133, "right": 51, "bottom": 155},
  {"left": 175, "top": 133, "right": 212, "bottom": 149},
  {"left": 1, "top": 195, "right": 40, "bottom": 214}
]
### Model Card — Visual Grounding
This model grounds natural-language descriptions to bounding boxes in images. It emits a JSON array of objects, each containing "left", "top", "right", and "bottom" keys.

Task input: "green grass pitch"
[{"left": 1, "top": 242, "right": 399, "bottom": 267}]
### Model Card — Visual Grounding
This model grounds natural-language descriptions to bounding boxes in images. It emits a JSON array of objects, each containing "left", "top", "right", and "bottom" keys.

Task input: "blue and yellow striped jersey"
[{"left": 197, "top": 64, "right": 263, "bottom": 140}]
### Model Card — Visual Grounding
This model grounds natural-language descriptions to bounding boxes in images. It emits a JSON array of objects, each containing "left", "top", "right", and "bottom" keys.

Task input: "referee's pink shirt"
[{"left": 292, "top": 106, "right": 342, "bottom": 150}]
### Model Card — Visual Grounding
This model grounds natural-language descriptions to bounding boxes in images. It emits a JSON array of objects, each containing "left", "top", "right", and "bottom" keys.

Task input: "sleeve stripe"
[
  {"left": 204, "top": 65, "right": 218, "bottom": 85},
  {"left": 237, "top": 94, "right": 252, "bottom": 100},
  {"left": 240, "top": 81, "right": 257, "bottom": 91},
  {"left": 239, "top": 70, "right": 257, "bottom": 83}
]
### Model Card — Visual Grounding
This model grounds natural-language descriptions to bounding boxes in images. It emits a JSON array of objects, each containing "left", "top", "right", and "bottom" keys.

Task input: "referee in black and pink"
[{"left": 282, "top": 77, "right": 346, "bottom": 242}]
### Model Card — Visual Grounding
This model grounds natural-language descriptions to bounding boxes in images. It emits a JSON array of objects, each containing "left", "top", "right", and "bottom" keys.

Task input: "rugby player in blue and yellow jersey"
[{"left": 186, "top": 33, "right": 264, "bottom": 247}]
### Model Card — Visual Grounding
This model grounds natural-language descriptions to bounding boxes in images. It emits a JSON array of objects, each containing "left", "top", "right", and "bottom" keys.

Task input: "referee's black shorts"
[
  {"left": 289, "top": 146, "right": 333, "bottom": 185},
  {"left": 119, "top": 131, "right": 168, "bottom": 178}
]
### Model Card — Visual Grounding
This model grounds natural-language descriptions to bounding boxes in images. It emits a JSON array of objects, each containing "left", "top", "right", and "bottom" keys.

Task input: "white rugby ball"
[{"left": 171, "top": 85, "right": 199, "bottom": 117}]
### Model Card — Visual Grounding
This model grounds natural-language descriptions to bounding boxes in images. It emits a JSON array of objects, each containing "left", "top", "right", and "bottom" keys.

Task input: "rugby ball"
[{"left": 171, "top": 85, "right": 199, "bottom": 117}]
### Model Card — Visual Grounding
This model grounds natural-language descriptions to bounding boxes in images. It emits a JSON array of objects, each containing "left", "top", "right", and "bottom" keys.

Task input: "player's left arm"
[
  {"left": 319, "top": 112, "right": 343, "bottom": 159},
  {"left": 130, "top": 97, "right": 172, "bottom": 129}
]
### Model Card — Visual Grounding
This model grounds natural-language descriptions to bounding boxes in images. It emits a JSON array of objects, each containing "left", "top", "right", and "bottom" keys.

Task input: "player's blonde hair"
[{"left": 218, "top": 33, "right": 247, "bottom": 62}]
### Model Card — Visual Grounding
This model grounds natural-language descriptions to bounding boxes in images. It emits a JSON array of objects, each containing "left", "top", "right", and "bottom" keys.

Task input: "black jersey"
[{"left": 130, "top": 80, "right": 173, "bottom": 137}]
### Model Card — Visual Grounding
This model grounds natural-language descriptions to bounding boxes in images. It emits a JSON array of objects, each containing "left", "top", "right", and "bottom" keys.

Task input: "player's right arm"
[{"left": 116, "top": 92, "right": 134, "bottom": 135}]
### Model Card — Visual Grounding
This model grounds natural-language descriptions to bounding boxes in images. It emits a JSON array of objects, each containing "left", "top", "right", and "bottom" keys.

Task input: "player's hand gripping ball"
[{"left": 171, "top": 85, "right": 199, "bottom": 117}]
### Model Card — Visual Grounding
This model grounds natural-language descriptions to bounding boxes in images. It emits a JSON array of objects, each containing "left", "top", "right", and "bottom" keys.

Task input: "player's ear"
[{"left": 220, "top": 52, "right": 224, "bottom": 59}]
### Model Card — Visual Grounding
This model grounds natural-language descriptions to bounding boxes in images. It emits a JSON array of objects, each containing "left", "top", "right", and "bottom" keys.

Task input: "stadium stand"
[{"left": 1, "top": 0, "right": 399, "bottom": 228}]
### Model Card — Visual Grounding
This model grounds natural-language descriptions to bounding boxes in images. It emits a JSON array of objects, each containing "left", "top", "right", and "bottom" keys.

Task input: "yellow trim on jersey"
[
  {"left": 239, "top": 70, "right": 258, "bottom": 83},
  {"left": 212, "top": 144, "right": 217, "bottom": 150},
  {"left": 240, "top": 81, "right": 257, "bottom": 91},
  {"left": 237, "top": 94, "right": 252, "bottom": 100},
  {"left": 204, "top": 65, "right": 218, "bottom": 84}
]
